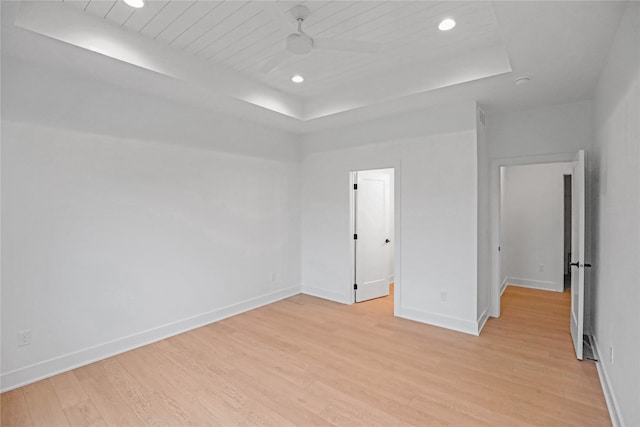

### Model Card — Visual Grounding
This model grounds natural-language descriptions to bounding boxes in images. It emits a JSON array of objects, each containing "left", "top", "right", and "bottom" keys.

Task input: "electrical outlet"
[
  {"left": 440, "top": 291, "right": 448, "bottom": 302},
  {"left": 17, "top": 330, "right": 31, "bottom": 347},
  {"left": 538, "top": 264, "right": 544, "bottom": 272},
  {"left": 609, "top": 346, "right": 614, "bottom": 364}
]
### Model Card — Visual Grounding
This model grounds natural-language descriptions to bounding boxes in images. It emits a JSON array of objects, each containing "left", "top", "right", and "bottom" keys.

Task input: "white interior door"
[
  {"left": 354, "top": 170, "right": 391, "bottom": 302},
  {"left": 570, "top": 150, "right": 586, "bottom": 360}
]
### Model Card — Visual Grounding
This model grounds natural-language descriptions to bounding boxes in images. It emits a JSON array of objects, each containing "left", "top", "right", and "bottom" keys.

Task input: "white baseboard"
[
  {"left": 500, "top": 278, "right": 508, "bottom": 296},
  {"left": 397, "top": 306, "right": 479, "bottom": 336},
  {"left": 505, "top": 277, "right": 562, "bottom": 292},
  {"left": 591, "top": 335, "right": 623, "bottom": 427},
  {"left": 0, "top": 286, "right": 300, "bottom": 393},
  {"left": 301, "top": 285, "right": 351, "bottom": 304},
  {"left": 477, "top": 306, "right": 490, "bottom": 334}
]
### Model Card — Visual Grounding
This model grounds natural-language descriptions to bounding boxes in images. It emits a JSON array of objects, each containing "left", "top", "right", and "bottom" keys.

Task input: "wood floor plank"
[
  {"left": 73, "top": 361, "right": 148, "bottom": 427},
  {"left": 21, "top": 381, "right": 69, "bottom": 427},
  {"left": 115, "top": 347, "right": 221, "bottom": 426},
  {"left": 217, "top": 364, "right": 331, "bottom": 426},
  {"left": 98, "top": 356, "right": 186, "bottom": 426},
  {"left": 307, "top": 380, "right": 414, "bottom": 427},
  {"left": 1, "top": 286, "right": 610, "bottom": 426},
  {"left": 48, "top": 372, "right": 107, "bottom": 427},
  {"left": 153, "top": 338, "right": 256, "bottom": 423},
  {"left": 1, "top": 389, "right": 33, "bottom": 427}
]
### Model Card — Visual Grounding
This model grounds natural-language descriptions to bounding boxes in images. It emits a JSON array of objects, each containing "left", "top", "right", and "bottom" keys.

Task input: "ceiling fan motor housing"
[{"left": 287, "top": 33, "right": 313, "bottom": 55}]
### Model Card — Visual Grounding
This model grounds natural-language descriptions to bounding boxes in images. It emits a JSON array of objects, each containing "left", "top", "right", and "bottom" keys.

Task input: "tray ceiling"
[
  {"left": 7, "top": 1, "right": 625, "bottom": 132},
  {"left": 60, "top": 0, "right": 508, "bottom": 97}
]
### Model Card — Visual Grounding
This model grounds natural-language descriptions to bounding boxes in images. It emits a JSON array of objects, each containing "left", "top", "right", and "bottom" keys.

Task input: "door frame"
[
  {"left": 490, "top": 152, "right": 577, "bottom": 318},
  {"left": 349, "top": 166, "right": 400, "bottom": 315}
]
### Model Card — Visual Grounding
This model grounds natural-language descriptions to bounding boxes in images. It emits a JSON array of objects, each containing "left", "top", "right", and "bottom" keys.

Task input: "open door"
[
  {"left": 354, "top": 170, "right": 392, "bottom": 302},
  {"left": 570, "top": 150, "right": 586, "bottom": 360}
]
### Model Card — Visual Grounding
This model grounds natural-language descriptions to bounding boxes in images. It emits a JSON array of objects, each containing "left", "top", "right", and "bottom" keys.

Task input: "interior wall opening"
[
  {"left": 499, "top": 162, "right": 573, "bottom": 295},
  {"left": 493, "top": 151, "right": 587, "bottom": 361},
  {"left": 498, "top": 162, "right": 575, "bottom": 341}
]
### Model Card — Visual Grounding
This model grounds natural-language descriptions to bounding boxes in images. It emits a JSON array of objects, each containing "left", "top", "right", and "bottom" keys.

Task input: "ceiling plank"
[
  {"left": 105, "top": 1, "right": 136, "bottom": 26},
  {"left": 210, "top": 18, "right": 280, "bottom": 63},
  {"left": 85, "top": 0, "right": 117, "bottom": 18},
  {"left": 185, "top": 2, "right": 264, "bottom": 56},
  {"left": 139, "top": 1, "right": 197, "bottom": 38},
  {"left": 170, "top": 1, "right": 248, "bottom": 50},
  {"left": 154, "top": 1, "right": 222, "bottom": 44},
  {"left": 64, "top": 0, "right": 91, "bottom": 12},
  {"left": 122, "top": 1, "right": 170, "bottom": 33},
  {"left": 199, "top": 8, "right": 268, "bottom": 60}
]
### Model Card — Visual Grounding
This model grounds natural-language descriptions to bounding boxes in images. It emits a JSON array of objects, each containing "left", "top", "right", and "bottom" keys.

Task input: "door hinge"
[
  {"left": 353, "top": 183, "right": 358, "bottom": 190},
  {"left": 354, "top": 284, "right": 358, "bottom": 290},
  {"left": 354, "top": 234, "right": 358, "bottom": 240}
]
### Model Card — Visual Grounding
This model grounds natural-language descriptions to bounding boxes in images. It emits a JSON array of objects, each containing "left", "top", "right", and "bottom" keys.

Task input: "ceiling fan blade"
[
  {"left": 260, "top": 50, "right": 293, "bottom": 74},
  {"left": 314, "top": 38, "right": 380, "bottom": 54}
]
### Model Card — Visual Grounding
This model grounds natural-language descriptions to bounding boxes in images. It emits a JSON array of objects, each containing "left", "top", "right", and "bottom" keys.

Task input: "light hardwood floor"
[{"left": 2, "top": 286, "right": 610, "bottom": 426}]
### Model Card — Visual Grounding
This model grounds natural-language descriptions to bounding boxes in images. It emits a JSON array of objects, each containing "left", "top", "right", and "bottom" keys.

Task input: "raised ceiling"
[
  {"left": 64, "top": 0, "right": 504, "bottom": 98},
  {"left": 4, "top": 1, "right": 627, "bottom": 132}
]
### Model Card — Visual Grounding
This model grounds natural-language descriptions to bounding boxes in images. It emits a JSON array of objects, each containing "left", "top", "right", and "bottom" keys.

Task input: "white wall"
[
  {"left": 1, "top": 57, "right": 300, "bottom": 162},
  {"left": 301, "top": 102, "right": 481, "bottom": 334},
  {"left": 590, "top": 3, "right": 640, "bottom": 425},
  {"left": 500, "top": 163, "right": 572, "bottom": 292},
  {"left": 301, "top": 103, "right": 479, "bottom": 156},
  {"left": 1, "top": 60, "right": 301, "bottom": 390},
  {"left": 488, "top": 100, "right": 593, "bottom": 159}
]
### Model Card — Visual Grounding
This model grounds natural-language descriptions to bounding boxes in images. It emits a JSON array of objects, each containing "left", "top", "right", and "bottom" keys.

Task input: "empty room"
[{"left": 1, "top": 1, "right": 638, "bottom": 426}]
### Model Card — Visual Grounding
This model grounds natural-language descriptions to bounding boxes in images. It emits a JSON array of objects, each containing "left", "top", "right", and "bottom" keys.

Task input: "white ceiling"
[
  {"left": 65, "top": 1, "right": 504, "bottom": 98},
  {"left": 2, "top": 0, "right": 627, "bottom": 133}
]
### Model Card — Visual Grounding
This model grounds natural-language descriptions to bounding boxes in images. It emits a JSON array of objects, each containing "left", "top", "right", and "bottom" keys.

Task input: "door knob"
[
  {"left": 385, "top": 239, "right": 391, "bottom": 243},
  {"left": 569, "top": 262, "right": 580, "bottom": 268}
]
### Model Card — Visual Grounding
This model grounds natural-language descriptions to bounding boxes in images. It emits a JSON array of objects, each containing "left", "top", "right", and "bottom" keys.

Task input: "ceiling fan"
[{"left": 260, "top": 5, "right": 381, "bottom": 74}]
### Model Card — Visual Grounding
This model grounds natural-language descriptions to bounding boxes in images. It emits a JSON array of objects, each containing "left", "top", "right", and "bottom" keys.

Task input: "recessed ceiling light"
[
  {"left": 291, "top": 75, "right": 304, "bottom": 83},
  {"left": 438, "top": 18, "right": 456, "bottom": 31},
  {"left": 124, "top": 0, "right": 144, "bottom": 8},
  {"left": 514, "top": 76, "right": 531, "bottom": 85}
]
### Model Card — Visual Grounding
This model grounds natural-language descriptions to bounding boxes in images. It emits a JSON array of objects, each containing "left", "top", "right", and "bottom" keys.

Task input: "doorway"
[
  {"left": 350, "top": 168, "right": 395, "bottom": 305},
  {"left": 499, "top": 162, "right": 572, "bottom": 294},
  {"left": 492, "top": 151, "right": 587, "bottom": 360}
]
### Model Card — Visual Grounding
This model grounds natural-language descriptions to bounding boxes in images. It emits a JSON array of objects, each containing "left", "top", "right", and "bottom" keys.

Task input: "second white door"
[
  {"left": 570, "top": 150, "right": 586, "bottom": 360},
  {"left": 354, "top": 169, "right": 393, "bottom": 302}
]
